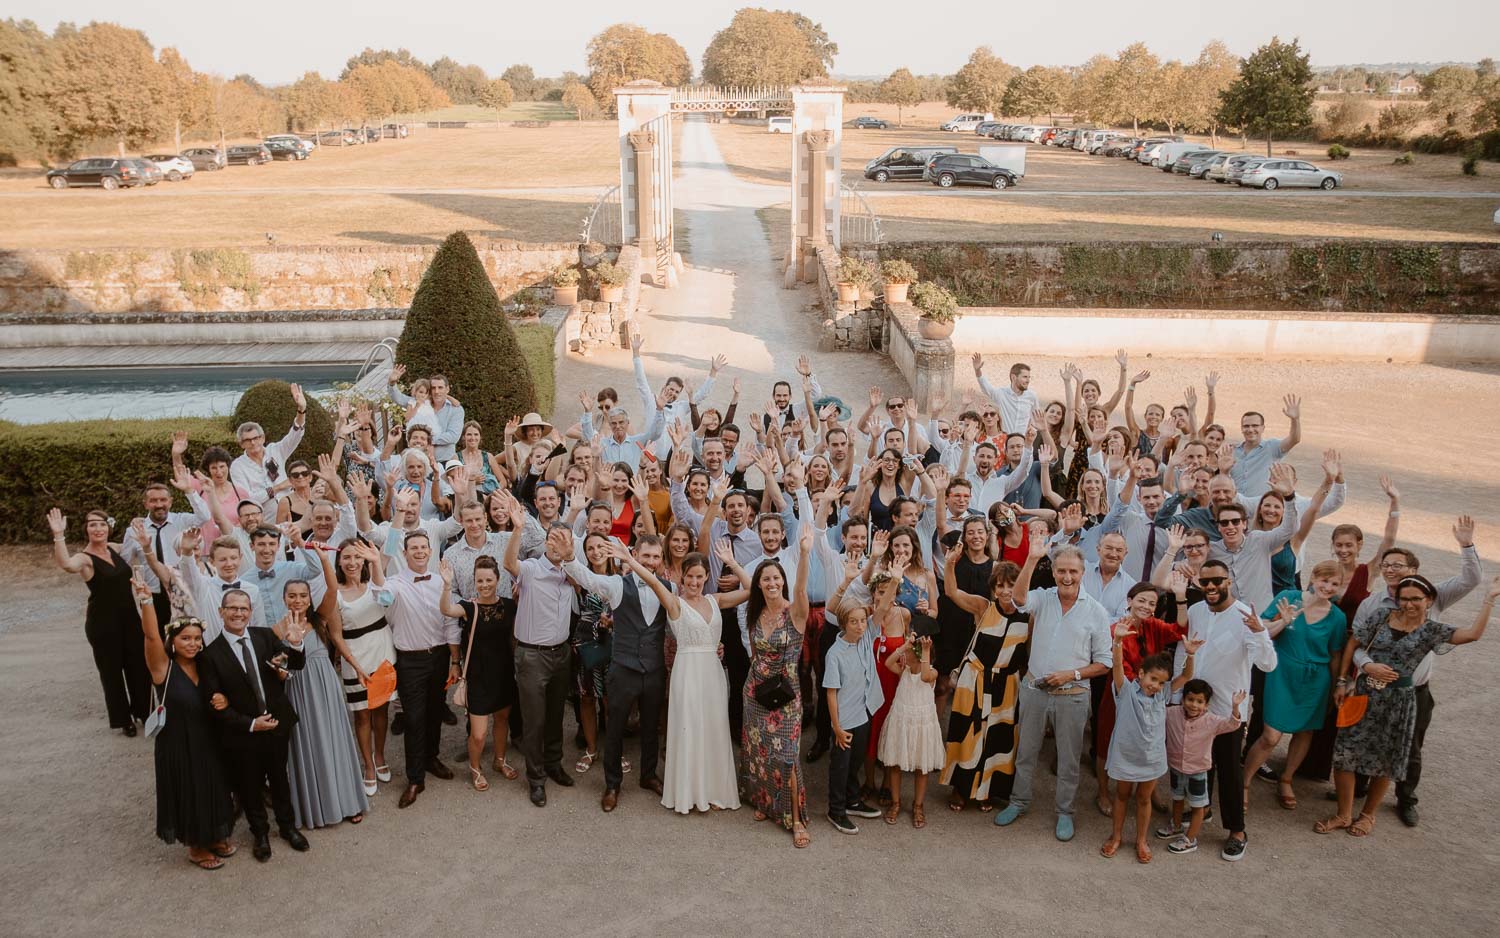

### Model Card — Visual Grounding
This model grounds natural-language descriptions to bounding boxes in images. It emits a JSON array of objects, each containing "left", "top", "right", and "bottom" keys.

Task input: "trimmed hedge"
[
  {"left": 229, "top": 379, "right": 333, "bottom": 467},
  {"left": 0, "top": 417, "right": 236, "bottom": 544}
]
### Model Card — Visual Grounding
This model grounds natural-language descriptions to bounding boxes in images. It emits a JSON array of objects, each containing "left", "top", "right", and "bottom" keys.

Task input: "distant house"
[{"left": 1395, "top": 75, "right": 1421, "bottom": 94}]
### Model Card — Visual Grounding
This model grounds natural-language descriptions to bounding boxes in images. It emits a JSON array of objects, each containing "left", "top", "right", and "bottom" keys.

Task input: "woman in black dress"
[
  {"left": 130, "top": 578, "right": 236, "bottom": 869},
  {"left": 438, "top": 556, "right": 518, "bottom": 791},
  {"left": 47, "top": 508, "right": 150, "bottom": 735}
]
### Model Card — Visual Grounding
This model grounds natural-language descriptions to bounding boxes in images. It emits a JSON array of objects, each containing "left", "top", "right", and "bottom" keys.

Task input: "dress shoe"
[
  {"left": 1398, "top": 803, "right": 1420, "bottom": 827},
  {"left": 441, "top": 705, "right": 458, "bottom": 726},
  {"left": 122, "top": 723, "right": 138, "bottom": 738},
  {"left": 391, "top": 711, "right": 406, "bottom": 735},
  {"left": 639, "top": 776, "right": 664, "bottom": 797},
  {"left": 252, "top": 834, "right": 272, "bottom": 862},
  {"left": 426, "top": 760, "right": 455, "bottom": 781},
  {"left": 546, "top": 767, "right": 576, "bottom": 788},
  {"left": 804, "top": 740, "right": 829, "bottom": 764},
  {"left": 601, "top": 788, "right": 619, "bottom": 812},
  {"left": 398, "top": 783, "right": 424, "bottom": 809},
  {"left": 278, "top": 828, "right": 310, "bottom": 852},
  {"left": 529, "top": 782, "right": 547, "bottom": 807}
]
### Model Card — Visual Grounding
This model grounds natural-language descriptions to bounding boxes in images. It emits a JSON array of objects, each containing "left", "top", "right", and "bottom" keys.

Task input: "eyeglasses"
[
  {"left": 1379, "top": 562, "right": 1409, "bottom": 571},
  {"left": 1395, "top": 595, "right": 1428, "bottom": 605},
  {"left": 239, "top": 434, "right": 264, "bottom": 444},
  {"left": 1198, "top": 576, "right": 1229, "bottom": 586},
  {"left": 1215, "top": 518, "right": 1245, "bottom": 527},
  {"left": 1184, "top": 543, "right": 1209, "bottom": 552}
]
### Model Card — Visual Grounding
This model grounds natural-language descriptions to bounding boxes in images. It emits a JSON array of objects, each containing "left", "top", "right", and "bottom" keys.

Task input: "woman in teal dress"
[{"left": 1241, "top": 560, "right": 1347, "bottom": 810}]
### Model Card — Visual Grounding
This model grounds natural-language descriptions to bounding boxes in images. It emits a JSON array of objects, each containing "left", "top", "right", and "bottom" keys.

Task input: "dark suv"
[
  {"left": 46, "top": 158, "right": 145, "bottom": 190},
  {"left": 264, "top": 140, "right": 308, "bottom": 161},
  {"left": 181, "top": 147, "right": 226, "bottom": 171},
  {"left": 852, "top": 116, "right": 889, "bottom": 129},
  {"left": 227, "top": 145, "right": 271, "bottom": 166},
  {"left": 925, "top": 154, "right": 1019, "bottom": 190}
]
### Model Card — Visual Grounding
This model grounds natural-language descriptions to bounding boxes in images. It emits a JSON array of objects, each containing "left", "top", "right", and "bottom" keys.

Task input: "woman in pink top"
[
  {"left": 1160, "top": 679, "right": 1245, "bottom": 856},
  {"left": 171, "top": 433, "right": 245, "bottom": 543}
]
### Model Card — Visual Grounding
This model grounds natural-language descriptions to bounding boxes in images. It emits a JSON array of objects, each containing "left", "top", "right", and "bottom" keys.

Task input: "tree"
[
  {"left": 585, "top": 24, "right": 691, "bottom": 111},
  {"left": 0, "top": 19, "right": 61, "bottom": 163},
  {"left": 478, "top": 78, "right": 514, "bottom": 119},
  {"left": 1217, "top": 37, "right": 1315, "bottom": 156},
  {"left": 49, "top": 23, "right": 169, "bottom": 155},
  {"left": 1109, "top": 41, "right": 1162, "bottom": 134},
  {"left": 1185, "top": 40, "right": 1240, "bottom": 144},
  {"left": 1376, "top": 102, "right": 1422, "bottom": 138},
  {"left": 158, "top": 47, "right": 208, "bottom": 152},
  {"left": 1152, "top": 60, "right": 1192, "bottom": 134},
  {"left": 343, "top": 61, "right": 448, "bottom": 123},
  {"left": 946, "top": 47, "right": 1016, "bottom": 114},
  {"left": 1002, "top": 65, "right": 1069, "bottom": 122},
  {"left": 561, "top": 81, "right": 597, "bottom": 120},
  {"left": 341, "top": 47, "right": 424, "bottom": 80},
  {"left": 501, "top": 64, "right": 537, "bottom": 101},
  {"left": 784, "top": 12, "right": 837, "bottom": 73},
  {"left": 1368, "top": 72, "right": 1391, "bottom": 95},
  {"left": 1324, "top": 94, "right": 1374, "bottom": 137},
  {"left": 203, "top": 75, "right": 283, "bottom": 146},
  {"left": 1070, "top": 55, "right": 1117, "bottom": 124},
  {"left": 281, "top": 71, "right": 339, "bottom": 132},
  {"left": 397, "top": 231, "right": 537, "bottom": 437},
  {"left": 1421, "top": 65, "right": 1480, "bottom": 127},
  {"left": 428, "top": 57, "right": 488, "bottom": 105},
  {"left": 877, "top": 67, "right": 922, "bottom": 127},
  {"left": 701, "top": 8, "right": 826, "bottom": 85}
]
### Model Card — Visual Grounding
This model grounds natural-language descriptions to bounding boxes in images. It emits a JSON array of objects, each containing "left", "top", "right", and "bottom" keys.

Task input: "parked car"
[
  {"left": 1172, "top": 149, "right": 1220, "bottom": 174},
  {"left": 1038, "top": 128, "right": 1059, "bottom": 144},
  {"left": 1239, "top": 159, "right": 1343, "bottom": 190},
  {"left": 974, "top": 121, "right": 1003, "bottom": 137},
  {"left": 382, "top": 123, "right": 408, "bottom": 138},
  {"left": 264, "top": 140, "right": 309, "bottom": 161},
  {"left": 1090, "top": 134, "right": 1128, "bottom": 154},
  {"left": 143, "top": 153, "right": 195, "bottom": 181},
  {"left": 264, "top": 134, "right": 314, "bottom": 154},
  {"left": 767, "top": 116, "right": 792, "bottom": 134},
  {"left": 1102, "top": 138, "right": 1137, "bottom": 157},
  {"left": 46, "top": 157, "right": 147, "bottom": 190},
  {"left": 124, "top": 159, "right": 162, "bottom": 185},
  {"left": 1225, "top": 156, "right": 1268, "bottom": 185},
  {"left": 340, "top": 128, "right": 366, "bottom": 145},
  {"left": 925, "top": 153, "right": 1019, "bottom": 190},
  {"left": 852, "top": 116, "right": 889, "bottom": 129},
  {"left": 226, "top": 144, "right": 271, "bottom": 166},
  {"left": 1138, "top": 142, "right": 1167, "bottom": 165},
  {"left": 362, "top": 127, "right": 381, "bottom": 142},
  {"left": 1182, "top": 152, "right": 1224, "bottom": 178},
  {"left": 865, "top": 145, "right": 959, "bottom": 182},
  {"left": 316, "top": 130, "right": 355, "bottom": 146},
  {"left": 941, "top": 113, "right": 993, "bottom": 132},
  {"left": 180, "top": 147, "right": 226, "bottom": 171}
]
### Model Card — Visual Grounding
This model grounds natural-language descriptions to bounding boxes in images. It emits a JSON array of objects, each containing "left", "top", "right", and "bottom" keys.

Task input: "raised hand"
[
  {"left": 945, "top": 543, "right": 964, "bottom": 566},
  {"left": 281, "top": 521, "right": 305, "bottom": 549},
  {"left": 713, "top": 538, "right": 736, "bottom": 567},
  {"left": 630, "top": 331, "right": 644, "bottom": 354},
  {"left": 1112, "top": 619, "right": 1136, "bottom": 640},
  {"left": 349, "top": 474, "right": 372, "bottom": 503},
  {"left": 796, "top": 354, "right": 812, "bottom": 378},
  {"left": 1114, "top": 349, "right": 1128, "bottom": 370},
  {"left": 710, "top": 353, "right": 727, "bottom": 376},
  {"left": 1028, "top": 524, "right": 1049, "bottom": 560},
  {"left": 1241, "top": 607, "right": 1266, "bottom": 633},
  {"left": 629, "top": 471, "right": 649, "bottom": 502},
  {"left": 971, "top": 352, "right": 985, "bottom": 377},
  {"left": 1321, "top": 448, "right": 1341, "bottom": 482},
  {"left": 868, "top": 385, "right": 883, "bottom": 409},
  {"left": 289, "top": 383, "right": 306, "bottom": 413},
  {"left": 505, "top": 414, "right": 522, "bottom": 438},
  {"left": 1166, "top": 523, "right": 1188, "bottom": 552},
  {"left": 1378, "top": 474, "right": 1399, "bottom": 502},
  {"left": 1169, "top": 568, "right": 1189, "bottom": 598},
  {"left": 1282, "top": 394, "right": 1301, "bottom": 420},
  {"left": 316, "top": 452, "right": 340, "bottom": 483},
  {"left": 337, "top": 396, "right": 352, "bottom": 423},
  {"left": 171, "top": 430, "right": 189, "bottom": 458},
  {"left": 799, "top": 520, "right": 815, "bottom": 554},
  {"left": 46, "top": 508, "right": 66, "bottom": 537},
  {"left": 1268, "top": 462, "right": 1295, "bottom": 497},
  {"left": 1059, "top": 502, "right": 1084, "bottom": 534},
  {"left": 383, "top": 465, "right": 401, "bottom": 492},
  {"left": 1183, "top": 636, "right": 1206, "bottom": 656},
  {"left": 1216, "top": 443, "right": 1236, "bottom": 474},
  {"left": 1205, "top": 371, "right": 1219, "bottom": 393},
  {"left": 387, "top": 363, "right": 406, "bottom": 385},
  {"left": 179, "top": 527, "right": 202, "bottom": 555},
  {"left": 577, "top": 390, "right": 592, "bottom": 412},
  {"left": 731, "top": 376, "right": 742, "bottom": 399},
  {"left": 1131, "top": 370, "right": 1151, "bottom": 386},
  {"left": 870, "top": 528, "right": 889, "bottom": 558},
  {"left": 1453, "top": 515, "right": 1475, "bottom": 548},
  {"left": 170, "top": 464, "right": 196, "bottom": 492},
  {"left": 131, "top": 518, "right": 150, "bottom": 549},
  {"left": 1275, "top": 595, "right": 1300, "bottom": 623},
  {"left": 1183, "top": 386, "right": 1198, "bottom": 412}
]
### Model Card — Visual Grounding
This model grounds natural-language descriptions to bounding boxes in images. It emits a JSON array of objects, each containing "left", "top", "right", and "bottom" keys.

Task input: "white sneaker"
[{"left": 1154, "top": 822, "right": 1184, "bottom": 840}]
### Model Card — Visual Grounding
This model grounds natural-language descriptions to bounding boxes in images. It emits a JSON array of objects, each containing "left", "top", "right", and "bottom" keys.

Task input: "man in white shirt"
[
  {"left": 387, "top": 367, "right": 466, "bottom": 461},
  {"left": 356, "top": 489, "right": 460, "bottom": 575},
  {"left": 231, "top": 383, "right": 307, "bottom": 513},
  {"left": 1174, "top": 559, "right": 1276, "bottom": 862},
  {"left": 995, "top": 543, "right": 1111, "bottom": 842},
  {"left": 957, "top": 435, "right": 1034, "bottom": 514},
  {"left": 177, "top": 530, "right": 263, "bottom": 644},
  {"left": 119, "top": 481, "right": 207, "bottom": 625},
  {"left": 633, "top": 334, "right": 720, "bottom": 460},
  {"left": 973, "top": 354, "right": 1039, "bottom": 436},
  {"left": 1206, "top": 464, "right": 1298, "bottom": 615}
]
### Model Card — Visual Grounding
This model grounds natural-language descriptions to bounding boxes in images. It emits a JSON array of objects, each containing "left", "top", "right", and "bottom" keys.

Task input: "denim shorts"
[{"left": 1170, "top": 769, "right": 1210, "bottom": 809}]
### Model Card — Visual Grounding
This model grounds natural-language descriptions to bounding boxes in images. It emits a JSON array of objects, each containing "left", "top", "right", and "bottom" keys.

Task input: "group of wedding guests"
[{"left": 47, "top": 340, "right": 1494, "bottom": 867}]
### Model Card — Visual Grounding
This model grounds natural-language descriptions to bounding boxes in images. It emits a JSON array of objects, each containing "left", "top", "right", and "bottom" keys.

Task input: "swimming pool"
[{"left": 0, "top": 364, "right": 360, "bottom": 424}]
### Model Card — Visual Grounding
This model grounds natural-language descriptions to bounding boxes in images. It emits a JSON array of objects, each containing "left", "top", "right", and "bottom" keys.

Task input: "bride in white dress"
[{"left": 618, "top": 542, "right": 750, "bottom": 813}]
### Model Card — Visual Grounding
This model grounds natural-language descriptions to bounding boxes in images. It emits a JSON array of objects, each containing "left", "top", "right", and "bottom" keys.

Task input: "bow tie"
[
  {"left": 256, "top": 569, "right": 277, "bottom": 580},
  {"left": 413, "top": 574, "right": 432, "bottom": 582},
  {"left": 220, "top": 581, "right": 241, "bottom": 590}
]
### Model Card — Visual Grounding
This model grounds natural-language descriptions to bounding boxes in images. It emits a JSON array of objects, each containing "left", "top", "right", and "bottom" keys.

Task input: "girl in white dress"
[
  {"left": 327, "top": 539, "right": 396, "bottom": 796},
  {"left": 404, "top": 378, "right": 440, "bottom": 439},
  {"left": 878, "top": 634, "right": 945, "bottom": 829},
  {"left": 617, "top": 542, "right": 751, "bottom": 814}
]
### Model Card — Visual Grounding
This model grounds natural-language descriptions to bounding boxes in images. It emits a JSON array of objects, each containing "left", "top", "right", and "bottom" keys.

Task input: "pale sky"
[{"left": 5, "top": 0, "right": 1491, "bottom": 84}]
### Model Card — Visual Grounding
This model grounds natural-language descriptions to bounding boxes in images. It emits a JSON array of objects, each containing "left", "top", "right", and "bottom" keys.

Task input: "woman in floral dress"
[{"left": 742, "top": 525, "right": 814, "bottom": 847}]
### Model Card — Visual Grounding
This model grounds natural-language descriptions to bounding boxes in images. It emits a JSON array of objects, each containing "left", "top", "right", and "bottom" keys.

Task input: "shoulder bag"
[
  {"left": 451, "top": 603, "right": 480, "bottom": 711},
  {"left": 145, "top": 661, "right": 172, "bottom": 739}
]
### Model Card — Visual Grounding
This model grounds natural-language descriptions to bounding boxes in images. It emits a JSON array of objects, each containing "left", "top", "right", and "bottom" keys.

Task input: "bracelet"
[
  {"left": 1185, "top": 651, "right": 1195, "bottom": 657},
  {"left": 1388, "top": 510, "right": 1400, "bottom": 517}
]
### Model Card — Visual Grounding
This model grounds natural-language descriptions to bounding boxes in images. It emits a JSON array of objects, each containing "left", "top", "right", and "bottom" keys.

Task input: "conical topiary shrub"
[
  {"left": 230, "top": 379, "right": 333, "bottom": 468},
  {"left": 396, "top": 231, "right": 538, "bottom": 438}
]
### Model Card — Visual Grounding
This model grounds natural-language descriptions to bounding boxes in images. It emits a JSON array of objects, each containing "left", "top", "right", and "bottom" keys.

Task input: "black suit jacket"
[{"left": 200, "top": 627, "right": 305, "bottom": 748}]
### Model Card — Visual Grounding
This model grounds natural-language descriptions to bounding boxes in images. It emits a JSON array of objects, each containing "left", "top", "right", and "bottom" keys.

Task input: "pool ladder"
[{"left": 353, "top": 337, "right": 400, "bottom": 396}]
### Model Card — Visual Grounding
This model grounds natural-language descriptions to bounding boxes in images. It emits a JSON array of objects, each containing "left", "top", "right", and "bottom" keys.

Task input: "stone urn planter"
[
  {"left": 910, "top": 281, "right": 961, "bottom": 341},
  {"left": 834, "top": 256, "right": 875, "bottom": 309},
  {"left": 917, "top": 318, "right": 954, "bottom": 340},
  {"left": 552, "top": 284, "right": 579, "bottom": 306},
  {"left": 880, "top": 259, "right": 918, "bottom": 306},
  {"left": 598, "top": 285, "right": 624, "bottom": 303},
  {"left": 594, "top": 260, "right": 629, "bottom": 304},
  {"left": 884, "top": 281, "right": 910, "bottom": 304},
  {"left": 835, "top": 281, "right": 860, "bottom": 304}
]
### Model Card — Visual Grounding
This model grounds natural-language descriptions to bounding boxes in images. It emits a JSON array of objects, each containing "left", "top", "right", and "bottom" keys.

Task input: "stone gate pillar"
[
  {"left": 628, "top": 129, "right": 657, "bottom": 279},
  {"left": 613, "top": 80, "right": 673, "bottom": 284},
  {"left": 785, "top": 84, "right": 845, "bottom": 287}
]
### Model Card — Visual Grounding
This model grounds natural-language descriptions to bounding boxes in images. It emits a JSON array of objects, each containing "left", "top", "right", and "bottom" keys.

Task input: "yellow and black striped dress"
[{"left": 942, "top": 603, "right": 1031, "bottom": 803}]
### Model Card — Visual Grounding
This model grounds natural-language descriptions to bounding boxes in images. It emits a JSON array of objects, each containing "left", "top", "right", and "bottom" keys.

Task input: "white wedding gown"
[{"left": 662, "top": 598, "right": 740, "bottom": 813}]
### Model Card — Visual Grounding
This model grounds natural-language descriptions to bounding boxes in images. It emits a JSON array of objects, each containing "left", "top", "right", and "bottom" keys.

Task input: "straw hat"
[{"left": 517, "top": 412, "right": 553, "bottom": 434}]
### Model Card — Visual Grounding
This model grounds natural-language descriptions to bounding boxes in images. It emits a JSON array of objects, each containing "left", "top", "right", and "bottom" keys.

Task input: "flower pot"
[
  {"left": 599, "top": 285, "right": 624, "bottom": 303},
  {"left": 918, "top": 318, "right": 954, "bottom": 340},
  {"left": 552, "top": 285, "right": 578, "bottom": 306},
  {"left": 883, "top": 281, "right": 910, "bottom": 304},
  {"left": 836, "top": 281, "right": 860, "bottom": 304}
]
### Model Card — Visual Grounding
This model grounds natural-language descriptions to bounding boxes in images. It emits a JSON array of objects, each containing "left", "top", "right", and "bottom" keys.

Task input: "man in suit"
[
  {"left": 562, "top": 535, "right": 669, "bottom": 811},
  {"left": 199, "top": 588, "right": 310, "bottom": 861}
]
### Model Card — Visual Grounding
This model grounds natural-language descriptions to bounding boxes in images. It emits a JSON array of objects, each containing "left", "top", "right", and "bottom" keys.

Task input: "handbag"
[
  {"left": 753, "top": 672, "right": 796, "bottom": 710},
  {"left": 1335, "top": 690, "right": 1368, "bottom": 728},
  {"left": 144, "top": 662, "right": 171, "bottom": 739},
  {"left": 451, "top": 603, "right": 480, "bottom": 711},
  {"left": 578, "top": 631, "right": 613, "bottom": 671}
]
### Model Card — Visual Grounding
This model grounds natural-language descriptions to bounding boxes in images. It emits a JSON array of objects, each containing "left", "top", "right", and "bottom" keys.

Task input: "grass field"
[{"left": 391, "top": 101, "right": 582, "bottom": 123}]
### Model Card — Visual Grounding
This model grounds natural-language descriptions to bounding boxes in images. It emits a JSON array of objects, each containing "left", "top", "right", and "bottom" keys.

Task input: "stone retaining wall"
[
  {"left": 0, "top": 240, "right": 582, "bottom": 314},
  {"left": 883, "top": 302, "right": 954, "bottom": 411}
]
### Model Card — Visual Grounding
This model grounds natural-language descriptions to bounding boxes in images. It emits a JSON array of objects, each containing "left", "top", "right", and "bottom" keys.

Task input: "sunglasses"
[
  {"left": 1199, "top": 576, "right": 1229, "bottom": 586},
  {"left": 1216, "top": 518, "right": 1245, "bottom": 527},
  {"left": 289, "top": 471, "right": 312, "bottom": 479}
]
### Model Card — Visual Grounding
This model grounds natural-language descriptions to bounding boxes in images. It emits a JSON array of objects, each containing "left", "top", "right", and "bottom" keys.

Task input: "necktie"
[
  {"left": 152, "top": 523, "right": 166, "bottom": 563},
  {"left": 221, "top": 581, "right": 241, "bottom": 590},
  {"left": 413, "top": 574, "right": 432, "bottom": 582},
  {"left": 1142, "top": 522, "right": 1157, "bottom": 580},
  {"left": 257, "top": 568, "right": 276, "bottom": 580},
  {"left": 238, "top": 635, "right": 266, "bottom": 712}
]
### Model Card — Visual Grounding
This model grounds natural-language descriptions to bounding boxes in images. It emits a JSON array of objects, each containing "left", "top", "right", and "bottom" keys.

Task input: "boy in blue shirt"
[{"left": 823, "top": 603, "right": 885, "bottom": 834}]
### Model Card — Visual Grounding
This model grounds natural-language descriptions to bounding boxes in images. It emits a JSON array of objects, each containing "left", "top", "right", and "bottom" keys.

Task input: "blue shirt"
[
  {"left": 248, "top": 548, "right": 324, "bottom": 627},
  {"left": 1230, "top": 437, "right": 1285, "bottom": 498},
  {"left": 822, "top": 627, "right": 884, "bottom": 730}
]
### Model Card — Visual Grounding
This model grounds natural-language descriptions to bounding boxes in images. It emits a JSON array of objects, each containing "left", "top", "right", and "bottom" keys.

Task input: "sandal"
[
  {"left": 977, "top": 801, "right": 996, "bottom": 813},
  {"left": 878, "top": 786, "right": 893, "bottom": 806},
  {"left": 753, "top": 810, "right": 768, "bottom": 822},
  {"left": 209, "top": 842, "right": 237, "bottom": 859},
  {"left": 792, "top": 822, "right": 810, "bottom": 849},
  {"left": 1349, "top": 812, "right": 1376, "bottom": 837},
  {"left": 1277, "top": 779, "right": 1298, "bottom": 810},
  {"left": 493, "top": 758, "right": 519, "bottom": 780},
  {"left": 362, "top": 776, "right": 378, "bottom": 797},
  {"left": 1100, "top": 839, "right": 1120, "bottom": 859},
  {"left": 347, "top": 813, "right": 364, "bottom": 824},
  {"left": 1314, "top": 814, "right": 1351, "bottom": 834},
  {"left": 622, "top": 758, "right": 632, "bottom": 775},
  {"left": 1136, "top": 843, "right": 1153, "bottom": 864},
  {"left": 884, "top": 801, "right": 900, "bottom": 825},
  {"left": 948, "top": 791, "right": 966, "bottom": 812},
  {"left": 189, "top": 853, "right": 224, "bottom": 871},
  {"left": 470, "top": 765, "right": 490, "bottom": 792},
  {"left": 912, "top": 804, "right": 926, "bottom": 829},
  {"left": 374, "top": 764, "right": 391, "bottom": 783},
  {"left": 575, "top": 751, "right": 597, "bottom": 774}
]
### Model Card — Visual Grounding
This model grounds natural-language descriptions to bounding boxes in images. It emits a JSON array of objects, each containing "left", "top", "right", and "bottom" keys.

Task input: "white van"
[
  {"left": 767, "top": 116, "right": 792, "bottom": 134},
  {"left": 942, "top": 113, "right": 994, "bottom": 132},
  {"left": 1154, "top": 141, "right": 1204, "bottom": 169}
]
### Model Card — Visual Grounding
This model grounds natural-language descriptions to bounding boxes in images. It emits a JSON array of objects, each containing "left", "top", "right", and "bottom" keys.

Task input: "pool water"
[{"left": 0, "top": 365, "right": 359, "bottom": 424}]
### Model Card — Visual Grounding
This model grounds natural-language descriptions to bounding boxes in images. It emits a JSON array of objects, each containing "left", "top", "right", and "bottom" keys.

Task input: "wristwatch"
[{"left": 1073, "top": 669, "right": 1081, "bottom": 682}]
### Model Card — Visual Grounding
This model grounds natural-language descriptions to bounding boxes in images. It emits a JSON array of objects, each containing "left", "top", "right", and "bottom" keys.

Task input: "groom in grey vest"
[{"left": 562, "top": 534, "right": 669, "bottom": 811}]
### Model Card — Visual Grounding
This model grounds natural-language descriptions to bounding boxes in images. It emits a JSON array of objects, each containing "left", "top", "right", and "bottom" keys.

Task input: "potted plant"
[
  {"left": 594, "top": 260, "right": 629, "bottom": 303},
  {"left": 509, "top": 287, "right": 545, "bottom": 319},
  {"left": 551, "top": 265, "right": 580, "bottom": 306},
  {"left": 835, "top": 255, "right": 874, "bottom": 306},
  {"left": 880, "top": 259, "right": 918, "bottom": 304},
  {"left": 910, "top": 281, "right": 961, "bottom": 340}
]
